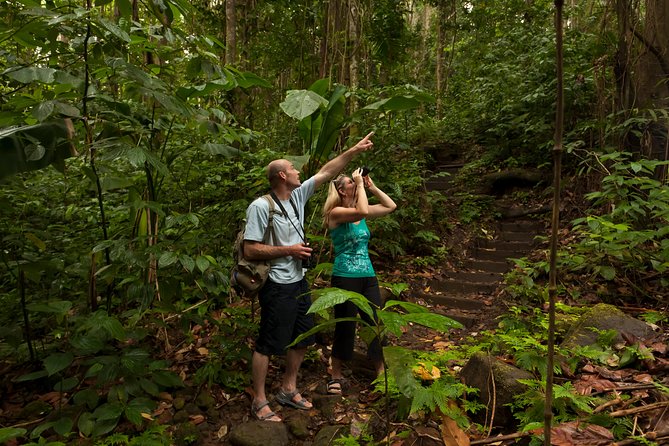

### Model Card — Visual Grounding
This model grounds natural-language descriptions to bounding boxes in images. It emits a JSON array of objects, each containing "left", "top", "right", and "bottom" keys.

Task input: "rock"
[
  {"left": 195, "top": 391, "right": 215, "bottom": 410},
  {"left": 173, "top": 422, "right": 200, "bottom": 446},
  {"left": 284, "top": 412, "right": 311, "bottom": 439},
  {"left": 173, "top": 410, "right": 190, "bottom": 424},
  {"left": 228, "top": 420, "right": 290, "bottom": 446},
  {"left": 561, "top": 303, "right": 654, "bottom": 348},
  {"left": 312, "top": 394, "right": 341, "bottom": 420},
  {"left": 173, "top": 397, "right": 186, "bottom": 410},
  {"left": 460, "top": 352, "right": 533, "bottom": 429},
  {"left": 312, "top": 425, "right": 348, "bottom": 446}
]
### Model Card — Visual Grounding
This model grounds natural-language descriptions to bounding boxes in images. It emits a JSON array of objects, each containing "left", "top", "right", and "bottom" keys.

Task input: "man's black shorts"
[{"left": 255, "top": 278, "right": 315, "bottom": 356}]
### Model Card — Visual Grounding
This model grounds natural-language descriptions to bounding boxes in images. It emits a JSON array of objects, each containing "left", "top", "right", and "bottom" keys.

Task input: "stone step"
[
  {"left": 465, "top": 259, "right": 512, "bottom": 274},
  {"left": 427, "top": 278, "right": 499, "bottom": 295},
  {"left": 497, "top": 231, "right": 541, "bottom": 243},
  {"left": 472, "top": 247, "right": 527, "bottom": 262},
  {"left": 475, "top": 238, "right": 535, "bottom": 251},
  {"left": 443, "top": 271, "right": 502, "bottom": 283},
  {"left": 424, "top": 164, "right": 463, "bottom": 191},
  {"left": 498, "top": 219, "right": 545, "bottom": 233},
  {"left": 446, "top": 313, "right": 479, "bottom": 328},
  {"left": 417, "top": 292, "right": 486, "bottom": 311}
]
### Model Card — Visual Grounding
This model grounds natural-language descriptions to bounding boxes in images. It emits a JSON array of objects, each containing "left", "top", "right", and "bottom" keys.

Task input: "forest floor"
[
  {"left": 200, "top": 261, "right": 508, "bottom": 446},
  {"left": 1, "top": 185, "right": 668, "bottom": 445}
]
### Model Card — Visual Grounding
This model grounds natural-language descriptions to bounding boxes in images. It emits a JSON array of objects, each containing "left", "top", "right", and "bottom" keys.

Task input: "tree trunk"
[
  {"left": 615, "top": 0, "right": 669, "bottom": 174},
  {"left": 435, "top": 5, "right": 444, "bottom": 118},
  {"left": 225, "top": 0, "right": 236, "bottom": 65},
  {"left": 348, "top": 0, "right": 359, "bottom": 109}
]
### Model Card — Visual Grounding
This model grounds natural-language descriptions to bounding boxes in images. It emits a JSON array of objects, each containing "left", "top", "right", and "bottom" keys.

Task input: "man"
[{"left": 244, "top": 132, "right": 374, "bottom": 422}]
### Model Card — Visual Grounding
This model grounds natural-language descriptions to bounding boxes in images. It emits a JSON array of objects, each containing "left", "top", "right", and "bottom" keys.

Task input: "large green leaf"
[
  {"left": 4, "top": 67, "right": 56, "bottom": 84},
  {"left": 400, "top": 313, "right": 464, "bottom": 331},
  {"left": 0, "top": 427, "right": 26, "bottom": 443},
  {"left": 361, "top": 93, "right": 434, "bottom": 112},
  {"left": 73, "top": 388, "right": 99, "bottom": 410},
  {"left": 202, "top": 143, "right": 241, "bottom": 157},
  {"left": 309, "top": 287, "right": 372, "bottom": 317},
  {"left": 280, "top": 90, "right": 327, "bottom": 121},
  {"left": 0, "top": 120, "right": 76, "bottom": 180},
  {"left": 93, "top": 402, "right": 124, "bottom": 421},
  {"left": 43, "top": 352, "right": 74, "bottom": 376},
  {"left": 384, "top": 346, "right": 419, "bottom": 396}
]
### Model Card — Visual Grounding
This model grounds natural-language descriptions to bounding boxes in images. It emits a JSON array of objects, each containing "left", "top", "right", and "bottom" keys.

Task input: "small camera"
[
  {"left": 360, "top": 166, "right": 370, "bottom": 177},
  {"left": 302, "top": 256, "right": 315, "bottom": 270}
]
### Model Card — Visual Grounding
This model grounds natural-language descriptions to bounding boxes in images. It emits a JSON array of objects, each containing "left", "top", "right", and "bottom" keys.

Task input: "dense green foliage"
[{"left": 1, "top": 0, "right": 667, "bottom": 443}]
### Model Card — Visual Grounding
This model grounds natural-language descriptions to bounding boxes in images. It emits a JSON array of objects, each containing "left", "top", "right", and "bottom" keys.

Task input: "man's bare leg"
[{"left": 251, "top": 351, "right": 281, "bottom": 421}]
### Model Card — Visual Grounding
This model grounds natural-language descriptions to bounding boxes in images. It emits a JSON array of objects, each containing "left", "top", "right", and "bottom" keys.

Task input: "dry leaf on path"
[{"left": 440, "top": 412, "right": 470, "bottom": 446}]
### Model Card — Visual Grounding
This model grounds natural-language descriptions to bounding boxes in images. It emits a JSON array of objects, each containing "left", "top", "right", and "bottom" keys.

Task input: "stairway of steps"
[{"left": 418, "top": 164, "right": 547, "bottom": 328}]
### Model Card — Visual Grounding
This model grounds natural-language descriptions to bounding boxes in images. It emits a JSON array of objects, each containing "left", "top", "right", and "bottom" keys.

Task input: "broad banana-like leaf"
[
  {"left": 0, "top": 120, "right": 77, "bottom": 181},
  {"left": 361, "top": 93, "right": 434, "bottom": 112},
  {"left": 280, "top": 90, "right": 328, "bottom": 121}
]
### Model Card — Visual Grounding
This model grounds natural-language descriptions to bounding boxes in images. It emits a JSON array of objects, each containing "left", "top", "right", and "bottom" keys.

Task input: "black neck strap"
[{"left": 270, "top": 192, "right": 306, "bottom": 243}]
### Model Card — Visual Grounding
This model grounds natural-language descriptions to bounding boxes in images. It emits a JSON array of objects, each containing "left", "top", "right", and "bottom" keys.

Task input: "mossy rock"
[
  {"left": 460, "top": 352, "right": 533, "bottom": 429},
  {"left": 561, "top": 303, "right": 654, "bottom": 349}
]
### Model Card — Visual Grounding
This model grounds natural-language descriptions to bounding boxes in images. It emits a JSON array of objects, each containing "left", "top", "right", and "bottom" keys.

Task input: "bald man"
[{"left": 244, "top": 132, "right": 374, "bottom": 422}]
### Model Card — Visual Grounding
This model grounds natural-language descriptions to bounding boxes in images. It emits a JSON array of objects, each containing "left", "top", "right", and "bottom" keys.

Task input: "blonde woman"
[{"left": 323, "top": 168, "right": 397, "bottom": 395}]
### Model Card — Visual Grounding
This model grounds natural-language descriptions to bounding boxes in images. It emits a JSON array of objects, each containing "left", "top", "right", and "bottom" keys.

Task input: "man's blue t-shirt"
[{"left": 244, "top": 176, "right": 316, "bottom": 284}]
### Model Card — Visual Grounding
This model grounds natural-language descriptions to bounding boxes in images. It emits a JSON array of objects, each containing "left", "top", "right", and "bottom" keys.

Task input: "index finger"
[{"left": 364, "top": 131, "right": 375, "bottom": 140}]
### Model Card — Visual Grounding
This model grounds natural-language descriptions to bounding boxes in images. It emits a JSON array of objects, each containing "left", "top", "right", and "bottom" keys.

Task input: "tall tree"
[
  {"left": 226, "top": 0, "right": 237, "bottom": 65},
  {"left": 615, "top": 0, "right": 669, "bottom": 168}
]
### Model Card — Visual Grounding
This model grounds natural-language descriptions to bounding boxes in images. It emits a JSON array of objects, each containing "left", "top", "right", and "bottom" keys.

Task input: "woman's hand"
[
  {"left": 363, "top": 175, "right": 375, "bottom": 189},
  {"left": 352, "top": 167, "right": 365, "bottom": 185}
]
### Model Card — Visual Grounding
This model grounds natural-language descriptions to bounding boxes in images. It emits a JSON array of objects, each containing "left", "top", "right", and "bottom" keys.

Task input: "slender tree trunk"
[
  {"left": 435, "top": 5, "right": 444, "bottom": 118},
  {"left": 614, "top": 0, "right": 669, "bottom": 169},
  {"left": 545, "top": 2, "right": 565, "bottom": 444},
  {"left": 348, "top": 0, "right": 359, "bottom": 106},
  {"left": 225, "top": 0, "right": 236, "bottom": 65},
  {"left": 319, "top": 0, "right": 331, "bottom": 79}
]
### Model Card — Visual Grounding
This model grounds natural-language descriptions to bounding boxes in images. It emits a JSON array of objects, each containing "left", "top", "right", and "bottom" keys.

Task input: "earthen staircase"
[{"left": 419, "top": 164, "right": 547, "bottom": 328}]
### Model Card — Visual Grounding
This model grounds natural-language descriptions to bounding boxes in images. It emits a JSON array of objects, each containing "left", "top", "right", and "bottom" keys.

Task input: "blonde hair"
[{"left": 322, "top": 175, "right": 347, "bottom": 227}]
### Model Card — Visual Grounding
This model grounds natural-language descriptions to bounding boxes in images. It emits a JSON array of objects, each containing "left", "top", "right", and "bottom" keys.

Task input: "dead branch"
[
  {"left": 593, "top": 397, "right": 623, "bottom": 413},
  {"left": 609, "top": 401, "right": 669, "bottom": 418},
  {"left": 470, "top": 431, "right": 533, "bottom": 445},
  {"left": 613, "top": 429, "right": 669, "bottom": 446}
]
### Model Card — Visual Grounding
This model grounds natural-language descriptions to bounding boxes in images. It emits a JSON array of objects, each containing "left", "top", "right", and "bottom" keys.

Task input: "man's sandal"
[
  {"left": 251, "top": 400, "right": 281, "bottom": 422},
  {"left": 275, "top": 389, "right": 312, "bottom": 410},
  {"left": 327, "top": 379, "right": 345, "bottom": 395}
]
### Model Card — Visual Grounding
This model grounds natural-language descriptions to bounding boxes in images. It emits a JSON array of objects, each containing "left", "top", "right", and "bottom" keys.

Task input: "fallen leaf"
[
  {"left": 190, "top": 414, "right": 205, "bottom": 425},
  {"left": 197, "top": 347, "right": 209, "bottom": 356},
  {"left": 440, "top": 412, "right": 470, "bottom": 446},
  {"left": 413, "top": 363, "right": 441, "bottom": 381},
  {"left": 216, "top": 425, "right": 228, "bottom": 439},
  {"left": 633, "top": 373, "right": 653, "bottom": 383}
]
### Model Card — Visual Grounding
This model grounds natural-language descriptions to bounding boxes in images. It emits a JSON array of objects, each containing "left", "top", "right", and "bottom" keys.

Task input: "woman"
[{"left": 322, "top": 167, "right": 397, "bottom": 395}]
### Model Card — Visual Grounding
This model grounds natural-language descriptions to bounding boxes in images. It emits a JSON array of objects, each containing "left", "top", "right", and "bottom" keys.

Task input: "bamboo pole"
[{"left": 545, "top": 1, "right": 564, "bottom": 445}]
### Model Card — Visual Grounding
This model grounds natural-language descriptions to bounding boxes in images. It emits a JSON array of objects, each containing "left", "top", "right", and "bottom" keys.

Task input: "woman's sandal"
[
  {"left": 251, "top": 400, "right": 282, "bottom": 422},
  {"left": 275, "top": 389, "right": 312, "bottom": 410},
  {"left": 327, "top": 378, "right": 344, "bottom": 395}
]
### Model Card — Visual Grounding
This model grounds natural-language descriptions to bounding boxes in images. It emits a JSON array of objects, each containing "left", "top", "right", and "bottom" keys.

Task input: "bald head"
[{"left": 267, "top": 159, "right": 290, "bottom": 187}]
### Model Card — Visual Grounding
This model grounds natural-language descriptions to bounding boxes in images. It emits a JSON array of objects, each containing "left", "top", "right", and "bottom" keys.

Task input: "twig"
[
  {"left": 470, "top": 430, "right": 533, "bottom": 445},
  {"left": 609, "top": 401, "right": 669, "bottom": 418},
  {"left": 613, "top": 430, "right": 669, "bottom": 446},
  {"left": 164, "top": 299, "right": 209, "bottom": 321},
  {"left": 593, "top": 397, "right": 623, "bottom": 413},
  {"left": 9, "top": 416, "right": 47, "bottom": 429},
  {"left": 591, "top": 383, "right": 658, "bottom": 396}
]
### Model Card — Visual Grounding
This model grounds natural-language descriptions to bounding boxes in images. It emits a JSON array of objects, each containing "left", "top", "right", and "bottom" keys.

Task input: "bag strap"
[{"left": 260, "top": 194, "right": 277, "bottom": 245}]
